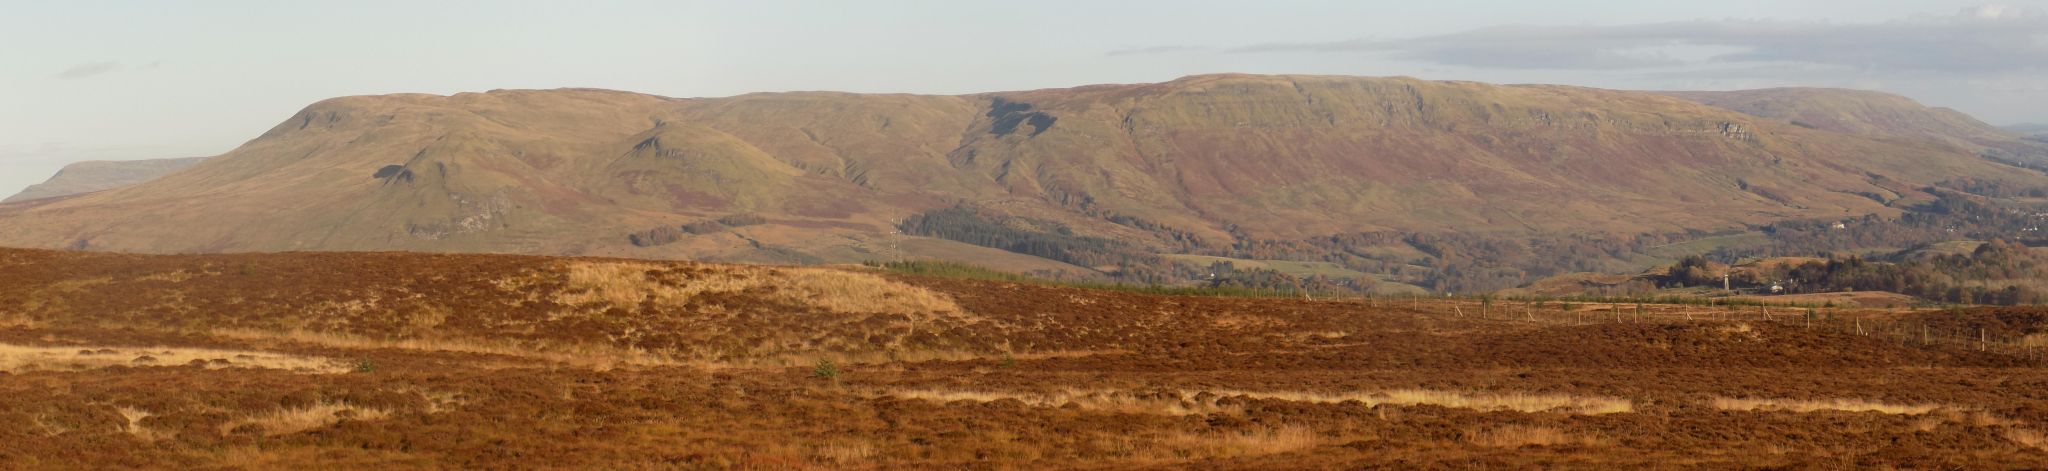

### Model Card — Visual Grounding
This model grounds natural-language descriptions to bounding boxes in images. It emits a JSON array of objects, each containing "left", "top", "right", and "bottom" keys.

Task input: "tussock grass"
[
  {"left": 0, "top": 342, "right": 346, "bottom": 373},
  {"left": 553, "top": 261, "right": 962, "bottom": 316},
  {"left": 1220, "top": 389, "right": 1635, "bottom": 415},
  {"left": 219, "top": 402, "right": 392, "bottom": 436},
  {"left": 1711, "top": 397, "right": 1945, "bottom": 414},
  {"left": 1466, "top": 425, "right": 1603, "bottom": 448}
]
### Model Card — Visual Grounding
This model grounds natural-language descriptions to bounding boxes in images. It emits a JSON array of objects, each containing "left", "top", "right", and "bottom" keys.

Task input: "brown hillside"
[{"left": 1, "top": 75, "right": 2042, "bottom": 262}]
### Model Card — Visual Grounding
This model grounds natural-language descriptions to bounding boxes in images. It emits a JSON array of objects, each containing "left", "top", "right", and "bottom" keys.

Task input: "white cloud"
[{"left": 1219, "top": 5, "right": 2048, "bottom": 74}]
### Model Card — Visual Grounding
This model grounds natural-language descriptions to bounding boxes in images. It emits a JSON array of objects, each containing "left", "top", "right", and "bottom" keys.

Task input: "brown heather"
[{"left": 3, "top": 247, "right": 2048, "bottom": 468}]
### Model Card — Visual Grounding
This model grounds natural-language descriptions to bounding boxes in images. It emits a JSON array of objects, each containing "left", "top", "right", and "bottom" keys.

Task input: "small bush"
[
  {"left": 716, "top": 214, "right": 767, "bottom": 227},
  {"left": 812, "top": 359, "right": 839, "bottom": 380},
  {"left": 353, "top": 358, "right": 377, "bottom": 373},
  {"left": 628, "top": 226, "right": 683, "bottom": 247}
]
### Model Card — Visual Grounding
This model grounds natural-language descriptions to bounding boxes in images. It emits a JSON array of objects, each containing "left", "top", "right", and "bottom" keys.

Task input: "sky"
[{"left": 5, "top": 0, "right": 2048, "bottom": 197}]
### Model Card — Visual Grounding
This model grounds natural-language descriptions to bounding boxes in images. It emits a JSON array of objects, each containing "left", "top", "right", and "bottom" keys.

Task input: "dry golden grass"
[
  {"left": 0, "top": 342, "right": 346, "bottom": 373},
  {"left": 880, "top": 387, "right": 1633, "bottom": 416},
  {"left": 136, "top": 270, "right": 198, "bottom": 283},
  {"left": 1219, "top": 389, "right": 1635, "bottom": 415},
  {"left": 1711, "top": 397, "right": 1945, "bottom": 415},
  {"left": 219, "top": 402, "right": 392, "bottom": 436},
  {"left": 116, "top": 406, "right": 170, "bottom": 441},
  {"left": 2006, "top": 428, "right": 2048, "bottom": 451},
  {"left": 550, "top": 261, "right": 961, "bottom": 316},
  {"left": 809, "top": 442, "right": 877, "bottom": 464},
  {"left": 1159, "top": 425, "right": 1321, "bottom": 458},
  {"left": 882, "top": 388, "right": 1229, "bottom": 415},
  {"left": 208, "top": 328, "right": 688, "bottom": 370},
  {"left": 1466, "top": 425, "right": 1604, "bottom": 448},
  {"left": 210, "top": 326, "right": 1036, "bottom": 370}
]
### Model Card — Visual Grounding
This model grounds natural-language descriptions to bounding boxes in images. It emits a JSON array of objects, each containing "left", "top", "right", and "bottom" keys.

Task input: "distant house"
[{"left": 1831, "top": 222, "right": 1847, "bottom": 230}]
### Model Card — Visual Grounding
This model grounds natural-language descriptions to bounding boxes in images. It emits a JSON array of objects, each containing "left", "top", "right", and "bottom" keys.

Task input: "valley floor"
[{"left": 1, "top": 248, "right": 2046, "bottom": 469}]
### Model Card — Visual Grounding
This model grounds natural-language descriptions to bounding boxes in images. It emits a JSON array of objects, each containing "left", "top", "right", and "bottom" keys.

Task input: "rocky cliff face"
[
  {"left": 4, "top": 157, "right": 208, "bottom": 203},
  {"left": 0, "top": 75, "right": 2040, "bottom": 263}
]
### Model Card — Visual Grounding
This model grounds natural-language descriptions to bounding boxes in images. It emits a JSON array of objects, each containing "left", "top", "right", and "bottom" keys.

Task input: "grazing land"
[{"left": 3, "top": 248, "right": 2048, "bottom": 469}]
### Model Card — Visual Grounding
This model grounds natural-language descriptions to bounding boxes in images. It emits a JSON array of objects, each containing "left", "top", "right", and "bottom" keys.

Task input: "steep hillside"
[
  {"left": 3, "top": 157, "right": 207, "bottom": 203},
  {"left": 1663, "top": 88, "right": 2048, "bottom": 166},
  {"left": 0, "top": 75, "right": 2042, "bottom": 276}
]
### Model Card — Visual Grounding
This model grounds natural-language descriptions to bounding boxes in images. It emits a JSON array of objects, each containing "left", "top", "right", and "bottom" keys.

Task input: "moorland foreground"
[{"left": 4, "top": 247, "right": 2048, "bottom": 469}]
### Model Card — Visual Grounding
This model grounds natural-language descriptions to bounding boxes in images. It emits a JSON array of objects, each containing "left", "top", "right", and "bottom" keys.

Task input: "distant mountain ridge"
[
  {"left": 0, "top": 74, "right": 2041, "bottom": 276},
  {"left": 3, "top": 157, "right": 209, "bottom": 203}
]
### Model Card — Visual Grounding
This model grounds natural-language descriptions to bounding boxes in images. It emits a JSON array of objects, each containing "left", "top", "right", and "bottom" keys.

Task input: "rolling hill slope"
[
  {"left": 3, "top": 157, "right": 208, "bottom": 203},
  {"left": 0, "top": 75, "right": 2041, "bottom": 273},
  {"left": 1663, "top": 88, "right": 2048, "bottom": 167}
]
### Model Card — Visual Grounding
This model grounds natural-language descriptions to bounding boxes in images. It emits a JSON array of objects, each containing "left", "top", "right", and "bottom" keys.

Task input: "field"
[
  {"left": 4, "top": 248, "right": 2048, "bottom": 469},
  {"left": 1160, "top": 254, "right": 1429, "bottom": 295}
]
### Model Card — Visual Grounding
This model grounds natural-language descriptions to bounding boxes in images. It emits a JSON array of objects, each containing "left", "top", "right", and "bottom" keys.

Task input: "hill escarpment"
[{"left": 0, "top": 74, "right": 2041, "bottom": 281}]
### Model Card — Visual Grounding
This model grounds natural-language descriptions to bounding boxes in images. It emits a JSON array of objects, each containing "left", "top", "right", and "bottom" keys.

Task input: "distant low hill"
[
  {"left": 1662, "top": 88, "right": 2048, "bottom": 167},
  {"left": 3, "top": 157, "right": 208, "bottom": 203},
  {"left": 2008, "top": 123, "right": 2048, "bottom": 138},
  {"left": 2, "top": 74, "right": 2043, "bottom": 292}
]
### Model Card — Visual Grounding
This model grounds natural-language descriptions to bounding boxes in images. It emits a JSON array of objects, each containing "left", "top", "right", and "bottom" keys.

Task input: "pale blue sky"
[{"left": 5, "top": 0, "right": 2046, "bottom": 196}]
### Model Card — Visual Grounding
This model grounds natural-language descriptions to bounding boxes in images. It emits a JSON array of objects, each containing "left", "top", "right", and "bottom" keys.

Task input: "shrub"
[
  {"left": 716, "top": 213, "right": 767, "bottom": 227},
  {"left": 628, "top": 226, "right": 683, "bottom": 247},
  {"left": 813, "top": 359, "right": 839, "bottom": 380}
]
